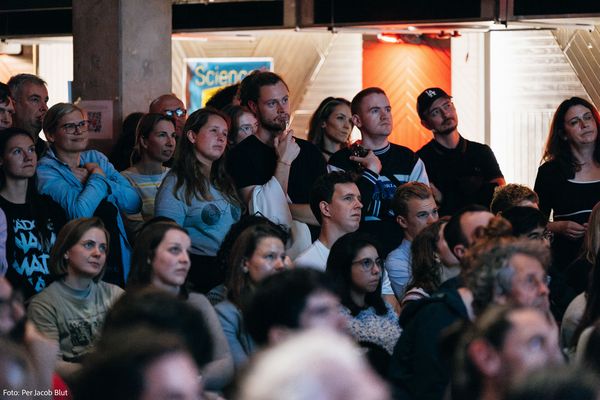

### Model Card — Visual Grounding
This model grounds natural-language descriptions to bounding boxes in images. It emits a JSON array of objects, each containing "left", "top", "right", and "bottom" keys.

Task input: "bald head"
[{"left": 149, "top": 94, "right": 186, "bottom": 136}]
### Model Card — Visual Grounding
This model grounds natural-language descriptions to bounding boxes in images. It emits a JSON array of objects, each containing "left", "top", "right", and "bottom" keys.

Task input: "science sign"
[{"left": 183, "top": 57, "right": 274, "bottom": 112}]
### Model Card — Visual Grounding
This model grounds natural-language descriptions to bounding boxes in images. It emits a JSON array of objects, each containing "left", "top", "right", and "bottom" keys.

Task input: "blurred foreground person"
[{"left": 237, "top": 329, "right": 390, "bottom": 400}]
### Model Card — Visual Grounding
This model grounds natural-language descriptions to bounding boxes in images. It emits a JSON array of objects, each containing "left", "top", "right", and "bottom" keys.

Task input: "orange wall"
[{"left": 363, "top": 39, "right": 451, "bottom": 152}]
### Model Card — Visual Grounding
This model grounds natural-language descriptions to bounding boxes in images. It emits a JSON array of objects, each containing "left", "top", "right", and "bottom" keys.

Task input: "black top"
[
  {"left": 534, "top": 160, "right": 600, "bottom": 269},
  {"left": 0, "top": 194, "right": 66, "bottom": 299},
  {"left": 417, "top": 136, "right": 503, "bottom": 216},
  {"left": 227, "top": 134, "right": 326, "bottom": 205},
  {"left": 389, "top": 288, "right": 468, "bottom": 400}
]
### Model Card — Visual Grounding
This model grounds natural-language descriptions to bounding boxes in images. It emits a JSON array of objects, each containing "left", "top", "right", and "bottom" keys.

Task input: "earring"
[
  {"left": 63, "top": 254, "right": 69, "bottom": 260},
  {"left": 242, "top": 266, "right": 248, "bottom": 273}
]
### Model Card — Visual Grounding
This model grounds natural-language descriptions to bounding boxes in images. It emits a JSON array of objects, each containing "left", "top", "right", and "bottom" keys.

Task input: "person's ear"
[
  {"left": 186, "top": 130, "right": 196, "bottom": 144},
  {"left": 467, "top": 339, "right": 501, "bottom": 377},
  {"left": 140, "top": 136, "right": 149, "bottom": 150},
  {"left": 453, "top": 244, "right": 466, "bottom": 260},
  {"left": 420, "top": 119, "right": 434, "bottom": 131},
  {"left": 351, "top": 114, "right": 361, "bottom": 128},
  {"left": 396, "top": 215, "right": 408, "bottom": 229},
  {"left": 320, "top": 201, "right": 331, "bottom": 219},
  {"left": 248, "top": 100, "right": 258, "bottom": 115}
]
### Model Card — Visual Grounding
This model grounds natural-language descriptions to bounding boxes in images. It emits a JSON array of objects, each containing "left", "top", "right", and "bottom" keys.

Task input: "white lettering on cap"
[{"left": 425, "top": 89, "right": 437, "bottom": 98}]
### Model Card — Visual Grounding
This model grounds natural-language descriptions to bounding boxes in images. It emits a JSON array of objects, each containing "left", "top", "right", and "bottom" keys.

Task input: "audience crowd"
[{"left": 2, "top": 72, "right": 600, "bottom": 400}]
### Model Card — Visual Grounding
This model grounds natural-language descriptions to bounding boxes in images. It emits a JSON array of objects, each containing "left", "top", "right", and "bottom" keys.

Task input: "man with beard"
[
  {"left": 417, "top": 88, "right": 505, "bottom": 216},
  {"left": 227, "top": 72, "right": 326, "bottom": 234}
]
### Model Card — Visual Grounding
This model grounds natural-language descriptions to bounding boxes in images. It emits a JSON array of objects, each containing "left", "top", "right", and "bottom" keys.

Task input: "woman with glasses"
[
  {"left": 326, "top": 232, "right": 401, "bottom": 370},
  {"left": 222, "top": 105, "right": 258, "bottom": 147},
  {"left": 37, "top": 103, "right": 141, "bottom": 287},
  {"left": 535, "top": 97, "right": 600, "bottom": 269},
  {"left": 121, "top": 113, "right": 175, "bottom": 239},
  {"left": 0, "top": 128, "right": 66, "bottom": 299},
  {"left": 155, "top": 107, "right": 243, "bottom": 294},
  {"left": 307, "top": 97, "right": 353, "bottom": 162}
]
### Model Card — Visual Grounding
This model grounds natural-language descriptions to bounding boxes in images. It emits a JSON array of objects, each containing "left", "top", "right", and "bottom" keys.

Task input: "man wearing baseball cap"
[{"left": 416, "top": 87, "right": 505, "bottom": 216}]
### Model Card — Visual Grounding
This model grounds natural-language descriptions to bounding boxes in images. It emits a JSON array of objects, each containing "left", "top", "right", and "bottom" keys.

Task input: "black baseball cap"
[{"left": 416, "top": 87, "right": 451, "bottom": 119}]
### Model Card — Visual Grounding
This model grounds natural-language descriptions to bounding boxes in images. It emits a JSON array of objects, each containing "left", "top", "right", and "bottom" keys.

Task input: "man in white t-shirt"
[{"left": 294, "top": 171, "right": 362, "bottom": 270}]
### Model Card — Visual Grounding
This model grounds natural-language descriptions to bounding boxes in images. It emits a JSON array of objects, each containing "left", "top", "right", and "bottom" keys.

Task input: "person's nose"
[
  {"left": 180, "top": 251, "right": 190, "bottom": 266},
  {"left": 166, "top": 135, "right": 176, "bottom": 147},
  {"left": 273, "top": 257, "right": 285, "bottom": 271}
]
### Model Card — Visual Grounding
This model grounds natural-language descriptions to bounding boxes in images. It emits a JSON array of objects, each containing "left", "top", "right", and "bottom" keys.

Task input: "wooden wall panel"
[{"left": 362, "top": 38, "right": 451, "bottom": 152}]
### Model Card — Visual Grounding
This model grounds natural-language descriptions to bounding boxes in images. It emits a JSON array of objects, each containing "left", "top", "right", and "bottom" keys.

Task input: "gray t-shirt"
[{"left": 28, "top": 279, "right": 123, "bottom": 361}]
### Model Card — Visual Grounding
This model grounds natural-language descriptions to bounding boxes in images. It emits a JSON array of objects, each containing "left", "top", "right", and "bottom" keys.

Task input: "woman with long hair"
[
  {"left": 402, "top": 218, "right": 459, "bottom": 306},
  {"left": 121, "top": 113, "right": 175, "bottom": 238},
  {"left": 37, "top": 103, "right": 141, "bottom": 287},
  {"left": 326, "top": 232, "right": 401, "bottom": 357},
  {"left": 215, "top": 222, "right": 289, "bottom": 371},
  {"left": 155, "top": 107, "right": 243, "bottom": 293},
  {"left": 534, "top": 97, "right": 600, "bottom": 269},
  {"left": 222, "top": 105, "right": 258, "bottom": 147},
  {"left": 127, "top": 220, "right": 234, "bottom": 390},
  {"left": 307, "top": 97, "right": 353, "bottom": 161},
  {"left": 0, "top": 128, "right": 66, "bottom": 299},
  {"left": 27, "top": 217, "right": 124, "bottom": 380}
]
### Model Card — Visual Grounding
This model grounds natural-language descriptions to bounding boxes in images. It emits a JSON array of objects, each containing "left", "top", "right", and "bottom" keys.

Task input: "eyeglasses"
[
  {"left": 521, "top": 274, "right": 551, "bottom": 291},
  {"left": 352, "top": 257, "right": 384, "bottom": 271},
  {"left": 61, "top": 120, "right": 89, "bottom": 134},
  {"left": 239, "top": 123, "right": 258, "bottom": 135},
  {"left": 164, "top": 108, "right": 187, "bottom": 118},
  {"left": 527, "top": 229, "right": 554, "bottom": 243}
]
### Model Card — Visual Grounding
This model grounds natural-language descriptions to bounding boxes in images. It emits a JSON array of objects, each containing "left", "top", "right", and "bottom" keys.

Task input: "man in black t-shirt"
[
  {"left": 416, "top": 87, "right": 505, "bottom": 216},
  {"left": 227, "top": 72, "right": 326, "bottom": 233}
]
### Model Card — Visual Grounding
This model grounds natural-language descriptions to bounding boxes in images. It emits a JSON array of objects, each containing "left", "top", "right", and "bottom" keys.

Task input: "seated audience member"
[
  {"left": 237, "top": 329, "right": 389, "bottom": 400},
  {"left": 155, "top": 108, "right": 242, "bottom": 293},
  {"left": 416, "top": 87, "right": 505, "bottom": 216},
  {"left": 100, "top": 289, "right": 213, "bottom": 382},
  {"left": 7, "top": 74, "right": 48, "bottom": 156},
  {"left": 576, "top": 318, "right": 600, "bottom": 376},
  {"left": 206, "top": 83, "right": 240, "bottom": 110},
  {"left": 127, "top": 220, "right": 233, "bottom": 390},
  {"left": 0, "top": 82, "right": 15, "bottom": 131},
  {"left": 307, "top": 97, "right": 353, "bottom": 162},
  {"left": 569, "top": 252, "right": 600, "bottom": 355},
  {"left": 502, "top": 206, "right": 552, "bottom": 245},
  {"left": 329, "top": 87, "right": 428, "bottom": 256},
  {"left": 402, "top": 218, "right": 460, "bottom": 306},
  {"left": 209, "top": 214, "right": 290, "bottom": 305},
  {"left": 149, "top": 93, "right": 187, "bottom": 137},
  {"left": 215, "top": 223, "right": 290, "bottom": 371},
  {"left": 326, "top": 232, "right": 401, "bottom": 363},
  {"left": 439, "top": 204, "right": 494, "bottom": 290},
  {"left": 386, "top": 182, "right": 439, "bottom": 299},
  {"left": 227, "top": 71, "right": 326, "bottom": 239},
  {"left": 222, "top": 105, "right": 258, "bottom": 147},
  {"left": 73, "top": 326, "right": 205, "bottom": 400},
  {"left": 37, "top": 103, "right": 141, "bottom": 287},
  {"left": 0, "top": 128, "right": 66, "bottom": 299},
  {"left": 451, "top": 305, "right": 562, "bottom": 400},
  {"left": 490, "top": 183, "right": 539, "bottom": 215},
  {"left": 567, "top": 201, "right": 600, "bottom": 294},
  {"left": 0, "top": 277, "right": 59, "bottom": 395},
  {"left": 27, "top": 218, "right": 124, "bottom": 381},
  {"left": 108, "top": 112, "right": 144, "bottom": 172},
  {"left": 244, "top": 268, "right": 346, "bottom": 347},
  {"left": 121, "top": 113, "right": 175, "bottom": 238},
  {"left": 390, "top": 225, "right": 552, "bottom": 400},
  {"left": 505, "top": 366, "right": 599, "bottom": 400},
  {"left": 295, "top": 171, "right": 362, "bottom": 270}
]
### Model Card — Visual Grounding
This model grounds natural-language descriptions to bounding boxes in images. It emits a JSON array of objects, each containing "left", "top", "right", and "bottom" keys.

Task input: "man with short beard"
[
  {"left": 227, "top": 72, "right": 326, "bottom": 234},
  {"left": 416, "top": 88, "right": 505, "bottom": 216}
]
